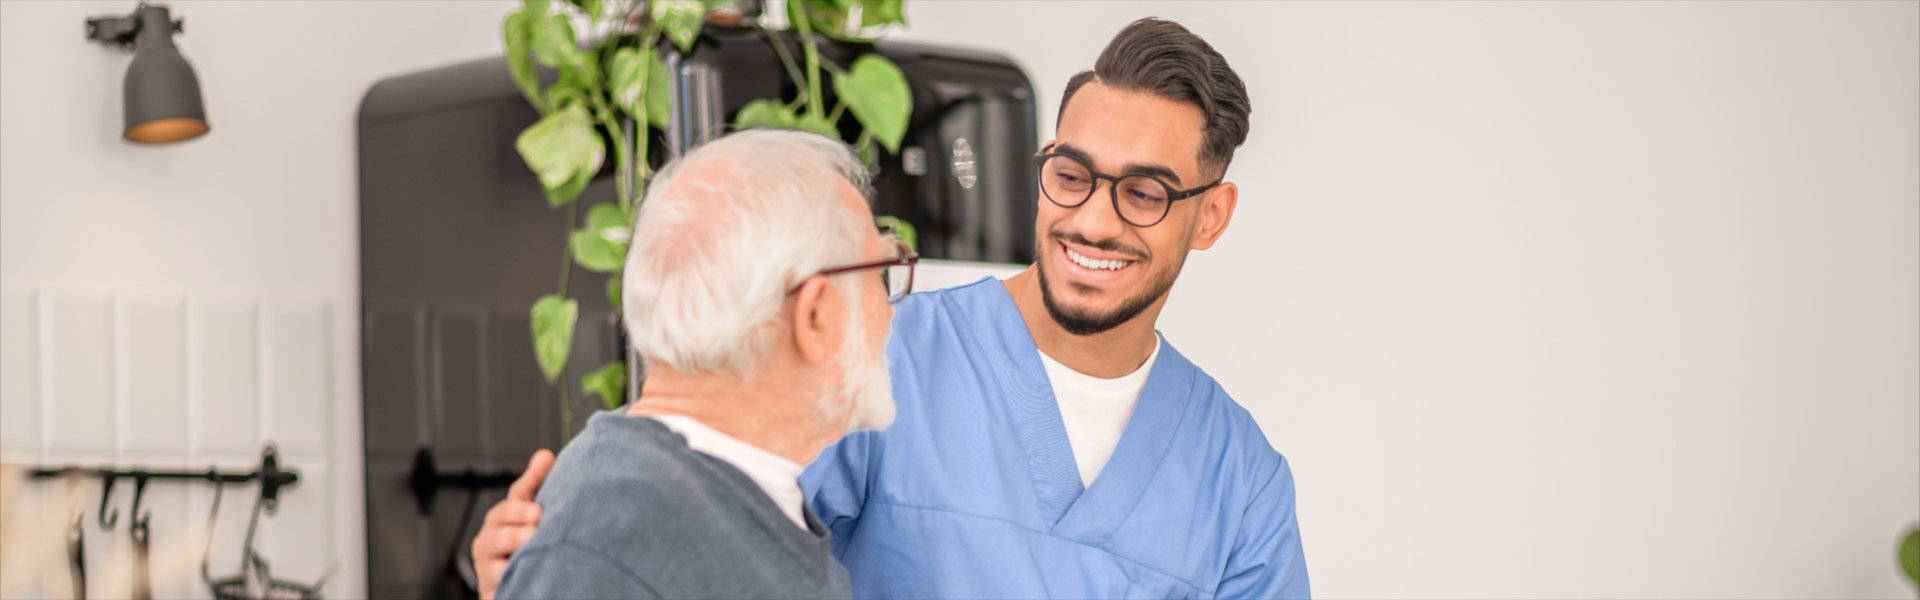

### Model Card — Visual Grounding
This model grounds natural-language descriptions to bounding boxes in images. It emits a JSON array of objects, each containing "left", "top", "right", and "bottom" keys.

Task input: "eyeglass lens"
[{"left": 1038, "top": 154, "right": 1173, "bottom": 227}]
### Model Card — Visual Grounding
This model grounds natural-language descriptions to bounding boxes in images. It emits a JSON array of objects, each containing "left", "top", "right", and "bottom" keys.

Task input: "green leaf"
[
  {"left": 581, "top": 361, "right": 628, "bottom": 409},
  {"left": 570, "top": 203, "right": 630, "bottom": 273},
  {"left": 655, "top": 0, "right": 705, "bottom": 53},
  {"left": 858, "top": 0, "right": 905, "bottom": 28},
  {"left": 833, "top": 54, "right": 911, "bottom": 153},
  {"left": 570, "top": 230, "right": 624, "bottom": 273},
  {"left": 732, "top": 98, "right": 796, "bottom": 131},
  {"left": 548, "top": 63, "right": 595, "bottom": 111},
  {"left": 794, "top": 113, "right": 839, "bottom": 138},
  {"left": 532, "top": 12, "right": 582, "bottom": 69},
  {"left": 608, "top": 46, "right": 646, "bottom": 120},
  {"left": 646, "top": 49, "right": 672, "bottom": 129},
  {"left": 1900, "top": 527, "right": 1920, "bottom": 589},
  {"left": 875, "top": 215, "right": 917, "bottom": 252},
  {"left": 788, "top": 0, "right": 852, "bottom": 38},
  {"left": 585, "top": 200, "right": 631, "bottom": 234},
  {"left": 531, "top": 295, "right": 579, "bottom": 383},
  {"left": 606, "top": 278, "right": 622, "bottom": 311},
  {"left": 502, "top": 10, "right": 545, "bottom": 114},
  {"left": 515, "top": 104, "right": 605, "bottom": 207}
]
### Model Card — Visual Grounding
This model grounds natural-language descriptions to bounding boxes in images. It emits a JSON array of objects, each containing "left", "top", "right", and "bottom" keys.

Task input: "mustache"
[{"left": 1049, "top": 228, "right": 1146, "bottom": 260}]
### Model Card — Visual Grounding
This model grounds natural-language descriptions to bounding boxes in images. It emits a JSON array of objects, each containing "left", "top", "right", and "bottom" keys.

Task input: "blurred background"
[{"left": 2, "top": 1, "right": 1915, "bottom": 598}]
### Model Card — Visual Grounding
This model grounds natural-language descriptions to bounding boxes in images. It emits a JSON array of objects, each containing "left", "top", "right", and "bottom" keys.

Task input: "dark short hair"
[{"left": 1059, "top": 18, "right": 1251, "bottom": 180}]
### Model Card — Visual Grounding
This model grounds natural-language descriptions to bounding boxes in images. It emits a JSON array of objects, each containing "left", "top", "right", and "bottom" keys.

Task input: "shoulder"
[
  {"left": 1156, "top": 338, "right": 1290, "bottom": 479},
  {"left": 531, "top": 416, "right": 747, "bottom": 546},
  {"left": 540, "top": 414, "right": 706, "bottom": 497},
  {"left": 892, "top": 277, "right": 1005, "bottom": 335}
]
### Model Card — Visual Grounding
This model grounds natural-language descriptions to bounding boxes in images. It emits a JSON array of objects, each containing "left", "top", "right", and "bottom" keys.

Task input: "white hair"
[{"left": 621, "top": 129, "right": 871, "bottom": 379}]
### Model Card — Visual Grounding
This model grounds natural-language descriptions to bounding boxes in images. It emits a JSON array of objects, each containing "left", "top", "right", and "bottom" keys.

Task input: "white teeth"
[{"left": 1067, "top": 248, "right": 1130, "bottom": 271}]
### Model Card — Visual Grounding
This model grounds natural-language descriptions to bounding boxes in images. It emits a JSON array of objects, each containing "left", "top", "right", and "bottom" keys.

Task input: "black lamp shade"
[{"left": 122, "top": 5, "right": 207, "bottom": 144}]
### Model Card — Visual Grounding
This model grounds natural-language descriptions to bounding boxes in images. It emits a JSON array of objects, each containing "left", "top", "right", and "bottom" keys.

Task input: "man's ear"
[
  {"left": 1189, "top": 181, "right": 1237, "bottom": 251},
  {"left": 789, "top": 276, "right": 837, "bottom": 365}
]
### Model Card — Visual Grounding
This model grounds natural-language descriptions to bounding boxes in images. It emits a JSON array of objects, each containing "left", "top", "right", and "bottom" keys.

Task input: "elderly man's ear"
[{"left": 788, "top": 277, "right": 842, "bottom": 365}]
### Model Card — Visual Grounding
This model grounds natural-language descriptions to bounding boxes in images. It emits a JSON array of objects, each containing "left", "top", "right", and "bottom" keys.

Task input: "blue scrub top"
[{"left": 801, "top": 278, "right": 1310, "bottom": 599}]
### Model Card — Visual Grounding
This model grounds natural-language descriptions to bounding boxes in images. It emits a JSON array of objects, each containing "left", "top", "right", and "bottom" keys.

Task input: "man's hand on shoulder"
[{"left": 473, "top": 449, "right": 554, "bottom": 600}]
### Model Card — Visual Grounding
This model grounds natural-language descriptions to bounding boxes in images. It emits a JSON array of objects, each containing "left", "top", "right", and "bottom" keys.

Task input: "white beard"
[{"left": 828, "top": 300, "right": 895, "bottom": 432}]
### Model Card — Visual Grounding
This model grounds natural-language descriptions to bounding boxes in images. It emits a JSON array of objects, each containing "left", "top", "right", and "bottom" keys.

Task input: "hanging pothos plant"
[{"left": 503, "top": 0, "right": 912, "bottom": 439}]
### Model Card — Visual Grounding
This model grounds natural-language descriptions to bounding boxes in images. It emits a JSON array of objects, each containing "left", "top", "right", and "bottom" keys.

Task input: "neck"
[
  {"left": 624, "top": 363, "right": 839, "bottom": 464},
  {"left": 1003, "top": 267, "right": 1163, "bottom": 378}
]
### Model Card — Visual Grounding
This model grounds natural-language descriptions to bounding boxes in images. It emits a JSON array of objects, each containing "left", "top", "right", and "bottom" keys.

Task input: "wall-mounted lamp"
[{"left": 85, "top": 3, "right": 209, "bottom": 144}]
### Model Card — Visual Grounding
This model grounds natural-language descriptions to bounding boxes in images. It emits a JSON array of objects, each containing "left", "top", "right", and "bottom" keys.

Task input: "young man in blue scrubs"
[{"left": 475, "top": 17, "right": 1309, "bottom": 599}]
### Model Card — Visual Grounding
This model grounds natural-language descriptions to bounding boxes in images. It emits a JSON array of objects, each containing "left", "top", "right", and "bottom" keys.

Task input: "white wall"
[
  {"left": 4, "top": 1, "right": 1915, "bottom": 599},
  {"left": 897, "top": 2, "right": 1920, "bottom": 598},
  {"left": 0, "top": 1, "right": 515, "bottom": 597}
]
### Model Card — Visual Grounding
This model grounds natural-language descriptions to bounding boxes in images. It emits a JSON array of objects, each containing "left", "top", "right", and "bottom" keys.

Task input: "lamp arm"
[{"left": 85, "top": 4, "right": 184, "bottom": 48}]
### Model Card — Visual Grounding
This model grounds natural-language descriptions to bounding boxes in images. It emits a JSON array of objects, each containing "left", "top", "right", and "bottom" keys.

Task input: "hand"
[{"left": 473, "top": 449, "right": 555, "bottom": 600}]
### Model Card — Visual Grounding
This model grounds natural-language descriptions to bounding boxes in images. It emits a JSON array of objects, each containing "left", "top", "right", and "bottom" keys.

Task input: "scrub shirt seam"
[
  {"left": 967, "top": 280, "right": 1084, "bottom": 523},
  {"left": 861, "top": 496, "right": 1208, "bottom": 594},
  {"left": 1213, "top": 458, "right": 1286, "bottom": 597},
  {"left": 1078, "top": 343, "right": 1196, "bottom": 544}
]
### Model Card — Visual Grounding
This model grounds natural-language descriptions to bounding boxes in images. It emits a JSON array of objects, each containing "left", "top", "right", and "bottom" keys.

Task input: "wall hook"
[
  {"left": 129, "top": 472, "right": 152, "bottom": 531},
  {"left": 98, "top": 472, "right": 120, "bottom": 530}
]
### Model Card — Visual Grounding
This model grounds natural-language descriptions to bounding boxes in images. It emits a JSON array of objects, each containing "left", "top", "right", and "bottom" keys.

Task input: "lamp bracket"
[{"left": 84, "top": 4, "right": 184, "bottom": 51}]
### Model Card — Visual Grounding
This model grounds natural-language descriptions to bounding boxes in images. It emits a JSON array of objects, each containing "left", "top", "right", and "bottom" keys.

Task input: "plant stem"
[
  {"left": 793, "top": 12, "right": 825, "bottom": 120},
  {"left": 556, "top": 199, "right": 578, "bottom": 441},
  {"left": 765, "top": 28, "right": 807, "bottom": 93},
  {"left": 559, "top": 202, "right": 578, "bottom": 295},
  {"left": 609, "top": 119, "right": 632, "bottom": 213}
]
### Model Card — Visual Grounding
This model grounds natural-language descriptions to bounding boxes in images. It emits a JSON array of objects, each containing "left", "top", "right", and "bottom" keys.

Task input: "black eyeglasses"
[
  {"left": 790, "top": 234, "right": 918, "bottom": 303},
  {"left": 1031, "top": 147, "right": 1219, "bottom": 228}
]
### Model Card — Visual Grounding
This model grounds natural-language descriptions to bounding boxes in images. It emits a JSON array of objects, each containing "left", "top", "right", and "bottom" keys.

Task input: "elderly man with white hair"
[{"left": 492, "top": 129, "right": 914, "bottom": 599}]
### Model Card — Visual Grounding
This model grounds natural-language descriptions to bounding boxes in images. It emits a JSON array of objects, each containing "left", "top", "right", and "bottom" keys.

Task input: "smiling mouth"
[
  {"left": 1065, "top": 246, "right": 1132, "bottom": 271},
  {"left": 1059, "top": 240, "right": 1128, "bottom": 275}
]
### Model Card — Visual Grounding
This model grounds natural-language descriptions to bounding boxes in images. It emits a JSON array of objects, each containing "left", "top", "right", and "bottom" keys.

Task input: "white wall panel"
[
  {"left": 46, "top": 291, "right": 115, "bottom": 454},
  {"left": 266, "top": 304, "right": 333, "bottom": 459},
  {"left": 1, "top": 289, "right": 39, "bottom": 453},
  {"left": 190, "top": 300, "right": 259, "bottom": 460},
  {"left": 121, "top": 294, "right": 189, "bottom": 459}
]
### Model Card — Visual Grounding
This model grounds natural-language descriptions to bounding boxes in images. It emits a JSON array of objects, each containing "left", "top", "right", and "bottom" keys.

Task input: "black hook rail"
[
  {"left": 30, "top": 444, "right": 300, "bottom": 530},
  {"left": 407, "top": 447, "right": 520, "bottom": 515}
]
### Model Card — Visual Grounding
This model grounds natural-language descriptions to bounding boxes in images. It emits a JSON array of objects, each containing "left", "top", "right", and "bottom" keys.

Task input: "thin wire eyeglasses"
[
  {"left": 1031, "top": 146, "right": 1220, "bottom": 228},
  {"left": 790, "top": 233, "right": 919, "bottom": 303}
]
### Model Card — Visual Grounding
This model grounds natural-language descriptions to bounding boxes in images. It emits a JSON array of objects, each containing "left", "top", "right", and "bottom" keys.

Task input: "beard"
[
  {"left": 1037, "top": 232, "right": 1184, "bottom": 336},
  {"left": 825, "top": 295, "right": 895, "bottom": 432}
]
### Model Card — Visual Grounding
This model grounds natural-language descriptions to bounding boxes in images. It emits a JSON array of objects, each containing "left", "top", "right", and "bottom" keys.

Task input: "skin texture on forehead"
[{"left": 1060, "top": 81, "right": 1209, "bottom": 185}]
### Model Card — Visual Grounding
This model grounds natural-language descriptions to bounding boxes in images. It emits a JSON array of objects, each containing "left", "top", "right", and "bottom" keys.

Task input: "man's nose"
[{"left": 1070, "top": 183, "right": 1129, "bottom": 242}]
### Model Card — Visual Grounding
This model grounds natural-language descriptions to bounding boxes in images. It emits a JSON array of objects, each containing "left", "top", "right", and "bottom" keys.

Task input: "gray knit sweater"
[{"left": 497, "top": 412, "right": 852, "bottom": 600}]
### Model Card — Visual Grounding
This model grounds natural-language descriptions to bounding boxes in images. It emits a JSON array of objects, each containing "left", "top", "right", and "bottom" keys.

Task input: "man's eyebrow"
[{"left": 1052, "top": 142, "right": 1186, "bottom": 187}]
